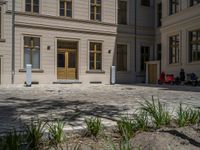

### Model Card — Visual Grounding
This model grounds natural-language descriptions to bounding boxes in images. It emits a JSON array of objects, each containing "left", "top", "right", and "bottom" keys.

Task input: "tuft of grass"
[
  {"left": 177, "top": 103, "right": 200, "bottom": 127},
  {"left": 140, "top": 97, "right": 171, "bottom": 128},
  {"left": 0, "top": 130, "right": 22, "bottom": 150},
  {"left": 134, "top": 111, "right": 149, "bottom": 132},
  {"left": 117, "top": 116, "right": 135, "bottom": 140},
  {"left": 25, "top": 119, "right": 47, "bottom": 150},
  {"left": 48, "top": 120, "right": 65, "bottom": 148},
  {"left": 85, "top": 117, "right": 103, "bottom": 138},
  {"left": 104, "top": 138, "right": 132, "bottom": 150}
]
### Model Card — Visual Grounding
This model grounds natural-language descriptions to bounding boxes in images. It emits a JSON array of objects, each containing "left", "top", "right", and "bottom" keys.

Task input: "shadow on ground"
[{"left": 0, "top": 97, "right": 128, "bottom": 133}]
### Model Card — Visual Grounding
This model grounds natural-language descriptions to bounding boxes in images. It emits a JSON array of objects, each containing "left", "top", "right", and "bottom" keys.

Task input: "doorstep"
[{"left": 53, "top": 80, "right": 82, "bottom": 84}]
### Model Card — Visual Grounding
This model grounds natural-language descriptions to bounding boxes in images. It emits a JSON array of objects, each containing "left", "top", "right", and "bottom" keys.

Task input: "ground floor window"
[
  {"left": 157, "top": 44, "right": 161, "bottom": 61},
  {"left": 169, "top": 34, "right": 179, "bottom": 64},
  {"left": 117, "top": 44, "right": 127, "bottom": 71},
  {"left": 24, "top": 36, "right": 40, "bottom": 69},
  {"left": 141, "top": 46, "right": 150, "bottom": 72},
  {"left": 189, "top": 29, "right": 200, "bottom": 62},
  {"left": 89, "top": 42, "right": 102, "bottom": 70}
]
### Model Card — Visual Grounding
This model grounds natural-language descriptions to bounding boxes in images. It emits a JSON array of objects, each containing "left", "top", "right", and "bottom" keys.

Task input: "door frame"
[{"left": 56, "top": 39, "right": 80, "bottom": 80}]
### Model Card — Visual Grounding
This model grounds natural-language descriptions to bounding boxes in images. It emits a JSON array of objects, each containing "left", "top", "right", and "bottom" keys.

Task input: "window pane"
[
  {"left": 96, "top": 62, "right": 101, "bottom": 70},
  {"left": 68, "top": 52, "right": 76, "bottom": 68},
  {"left": 24, "top": 48, "right": 31, "bottom": 68},
  {"left": 66, "top": 1, "right": 72, "bottom": 17},
  {"left": 90, "top": 61, "right": 94, "bottom": 70},
  {"left": 117, "top": 44, "right": 127, "bottom": 71},
  {"left": 24, "top": 37, "right": 31, "bottom": 46},
  {"left": 57, "top": 53, "right": 65, "bottom": 67},
  {"left": 32, "top": 48, "right": 40, "bottom": 69},
  {"left": 118, "top": 0, "right": 127, "bottom": 24},
  {"left": 89, "top": 42, "right": 102, "bottom": 70}
]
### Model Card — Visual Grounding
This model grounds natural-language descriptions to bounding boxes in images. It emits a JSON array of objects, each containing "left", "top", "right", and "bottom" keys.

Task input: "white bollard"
[
  {"left": 26, "top": 64, "right": 32, "bottom": 87},
  {"left": 111, "top": 66, "right": 116, "bottom": 85}
]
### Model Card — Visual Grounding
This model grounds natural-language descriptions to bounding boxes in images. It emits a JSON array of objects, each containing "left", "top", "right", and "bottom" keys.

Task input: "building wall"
[{"left": 161, "top": 1, "right": 200, "bottom": 77}]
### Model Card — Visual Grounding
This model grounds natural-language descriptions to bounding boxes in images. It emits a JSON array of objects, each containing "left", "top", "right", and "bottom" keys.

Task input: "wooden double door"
[
  {"left": 57, "top": 49, "right": 77, "bottom": 80},
  {"left": 148, "top": 64, "right": 157, "bottom": 84}
]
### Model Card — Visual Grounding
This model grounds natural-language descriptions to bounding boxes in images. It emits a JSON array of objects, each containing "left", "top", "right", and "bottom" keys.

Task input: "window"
[
  {"left": 90, "top": 0, "right": 101, "bottom": 21},
  {"left": 157, "top": 44, "right": 162, "bottom": 60},
  {"left": 89, "top": 42, "right": 102, "bottom": 70},
  {"left": 141, "top": 46, "right": 150, "bottom": 71},
  {"left": 169, "top": 0, "right": 179, "bottom": 15},
  {"left": 60, "top": 0, "right": 72, "bottom": 17},
  {"left": 24, "top": 36, "right": 40, "bottom": 69},
  {"left": 190, "top": 0, "right": 200, "bottom": 6},
  {"left": 141, "top": 0, "right": 151, "bottom": 6},
  {"left": 0, "top": 6, "right": 1, "bottom": 38},
  {"left": 169, "top": 35, "right": 179, "bottom": 64},
  {"left": 189, "top": 29, "right": 200, "bottom": 62},
  {"left": 118, "top": 0, "right": 127, "bottom": 25},
  {"left": 157, "top": 3, "right": 162, "bottom": 27},
  {"left": 117, "top": 44, "right": 127, "bottom": 71},
  {"left": 25, "top": 0, "right": 39, "bottom": 13}
]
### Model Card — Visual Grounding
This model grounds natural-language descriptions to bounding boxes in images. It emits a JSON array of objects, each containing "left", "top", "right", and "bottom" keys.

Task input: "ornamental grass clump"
[
  {"left": 0, "top": 130, "right": 22, "bottom": 150},
  {"left": 140, "top": 97, "right": 171, "bottom": 128},
  {"left": 177, "top": 103, "right": 200, "bottom": 127},
  {"left": 25, "top": 119, "right": 47, "bottom": 150},
  {"left": 48, "top": 120, "right": 65, "bottom": 148},
  {"left": 117, "top": 116, "right": 135, "bottom": 140},
  {"left": 134, "top": 111, "right": 149, "bottom": 132},
  {"left": 85, "top": 117, "right": 103, "bottom": 138}
]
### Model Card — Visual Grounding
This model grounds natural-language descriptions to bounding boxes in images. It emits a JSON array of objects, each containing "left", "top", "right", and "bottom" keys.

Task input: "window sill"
[
  {"left": 0, "top": 39, "right": 6, "bottom": 42},
  {"left": 86, "top": 70, "right": 105, "bottom": 74},
  {"left": 19, "top": 69, "right": 44, "bottom": 73}
]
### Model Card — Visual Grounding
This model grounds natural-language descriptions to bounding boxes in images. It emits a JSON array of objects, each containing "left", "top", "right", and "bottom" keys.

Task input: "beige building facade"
[{"left": 0, "top": 0, "right": 199, "bottom": 84}]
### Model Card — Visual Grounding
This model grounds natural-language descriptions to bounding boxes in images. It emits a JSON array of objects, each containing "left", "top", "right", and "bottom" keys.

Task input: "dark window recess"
[
  {"left": 157, "top": 3, "right": 162, "bottom": 27},
  {"left": 157, "top": 44, "right": 162, "bottom": 60},
  {"left": 57, "top": 53, "right": 65, "bottom": 68},
  {"left": 189, "top": 29, "right": 200, "bottom": 62},
  {"left": 118, "top": 0, "right": 127, "bottom": 25},
  {"left": 190, "top": 0, "right": 200, "bottom": 6},
  {"left": 25, "top": 0, "right": 39, "bottom": 13},
  {"left": 169, "top": 35, "right": 179, "bottom": 64},
  {"left": 169, "top": 0, "right": 179, "bottom": 15},
  {"left": 141, "top": 46, "right": 150, "bottom": 72},
  {"left": 141, "top": 0, "right": 151, "bottom": 7}
]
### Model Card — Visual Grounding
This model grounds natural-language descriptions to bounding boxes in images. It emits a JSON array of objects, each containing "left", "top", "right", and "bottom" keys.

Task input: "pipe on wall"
[
  {"left": 134, "top": 0, "right": 137, "bottom": 72},
  {"left": 12, "top": 0, "right": 15, "bottom": 84}
]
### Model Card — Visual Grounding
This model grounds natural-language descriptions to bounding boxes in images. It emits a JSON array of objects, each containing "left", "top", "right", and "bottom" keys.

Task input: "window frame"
[
  {"left": 90, "top": 0, "right": 102, "bottom": 22},
  {"left": 169, "top": 0, "right": 180, "bottom": 15},
  {"left": 0, "top": 6, "right": 2, "bottom": 39},
  {"left": 88, "top": 41, "right": 103, "bottom": 71},
  {"left": 169, "top": 34, "right": 180, "bottom": 64},
  {"left": 140, "top": 46, "right": 150, "bottom": 72},
  {"left": 23, "top": 36, "right": 41, "bottom": 69},
  {"left": 59, "top": 0, "right": 73, "bottom": 18},
  {"left": 118, "top": 0, "right": 128, "bottom": 25},
  {"left": 116, "top": 44, "right": 128, "bottom": 72},
  {"left": 188, "top": 29, "right": 200, "bottom": 63},
  {"left": 25, "top": 0, "right": 40, "bottom": 14},
  {"left": 157, "top": 2, "right": 162, "bottom": 27}
]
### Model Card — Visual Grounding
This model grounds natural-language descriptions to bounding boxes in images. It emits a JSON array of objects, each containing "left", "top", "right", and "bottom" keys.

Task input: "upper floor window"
[
  {"left": 0, "top": 6, "right": 2, "bottom": 38},
  {"left": 60, "top": 0, "right": 72, "bottom": 17},
  {"left": 90, "top": 0, "right": 101, "bottom": 21},
  {"left": 169, "top": 34, "right": 179, "bottom": 64},
  {"left": 118, "top": 0, "right": 127, "bottom": 25},
  {"left": 89, "top": 42, "right": 102, "bottom": 70},
  {"left": 157, "top": 3, "right": 162, "bottom": 27},
  {"left": 24, "top": 36, "right": 40, "bottom": 69},
  {"left": 190, "top": 0, "right": 200, "bottom": 6},
  {"left": 117, "top": 44, "right": 128, "bottom": 71},
  {"left": 189, "top": 29, "right": 200, "bottom": 62},
  {"left": 25, "top": 0, "right": 39, "bottom": 13},
  {"left": 157, "top": 44, "right": 162, "bottom": 61},
  {"left": 169, "top": 0, "right": 179, "bottom": 15},
  {"left": 141, "top": 0, "right": 151, "bottom": 7},
  {"left": 141, "top": 46, "right": 150, "bottom": 72}
]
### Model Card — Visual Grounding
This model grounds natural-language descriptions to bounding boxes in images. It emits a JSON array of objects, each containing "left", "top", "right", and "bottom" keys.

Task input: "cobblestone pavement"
[{"left": 0, "top": 84, "right": 200, "bottom": 133}]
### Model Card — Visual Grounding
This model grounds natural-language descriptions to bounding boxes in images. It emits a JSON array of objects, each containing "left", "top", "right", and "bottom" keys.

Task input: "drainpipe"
[
  {"left": 134, "top": 0, "right": 137, "bottom": 72},
  {"left": 11, "top": 0, "right": 15, "bottom": 84}
]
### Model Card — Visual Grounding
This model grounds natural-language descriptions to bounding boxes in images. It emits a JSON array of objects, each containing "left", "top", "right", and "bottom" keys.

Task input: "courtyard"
[{"left": 0, "top": 84, "right": 200, "bottom": 133}]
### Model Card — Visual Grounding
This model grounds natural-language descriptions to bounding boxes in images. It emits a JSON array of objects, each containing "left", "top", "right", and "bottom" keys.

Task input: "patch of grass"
[
  {"left": 117, "top": 116, "right": 135, "bottom": 140},
  {"left": 104, "top": 138, "right": 132, "bottom": 150},
  {"left": 85, "top": 117, "right": 103, "bottom": 138},
  {"left": 48, "top": 120, "right": 65, "bottom": 148},
  {"left": 25, "top": 119, "right": 47, "bottom": 150},
  {"left": 177, "top": 103, "right": 200, "bottom": 127},
  {"left": 140, "top": 97, "right": 171, "bottom": 128},
  {"left": 0, "top": 130, "right": 22, "bottom": 150},
  {"left": 134, "top": 111, "right": 149, "bottom": 132}
]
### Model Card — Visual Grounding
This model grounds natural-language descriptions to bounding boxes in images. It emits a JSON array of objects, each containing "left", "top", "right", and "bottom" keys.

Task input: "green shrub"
[
  {"left": 117, "top": 116, "right": 135, "bottom": 140},
  {"left": 140, "top": 97, "right": 171, "bottom": 128},
  {"left": 177, "top": 103, "right": 200, "bottom": 127},
  {"left": 48, "top": 120, "right": 65, "bottom": 148},
  {"left": 0, "top": 130, "right": 22, "bottom": 150},
  {"left": 134, "top": 111, "right": 149, "bottom": 132},
  {"left": 25, "top": 119, "right": 47, "bottom": 150},
  {"left": 85, "top": 117, "right": 102, "bottom": 138}
]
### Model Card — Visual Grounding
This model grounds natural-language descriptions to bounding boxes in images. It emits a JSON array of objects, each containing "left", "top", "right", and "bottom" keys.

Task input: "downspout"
[
  {"left": 12, "top": 0, "right": 15, "bottom": 84},
  {"left": 134, "top": 0, "right": 137, "bottom": 72}
]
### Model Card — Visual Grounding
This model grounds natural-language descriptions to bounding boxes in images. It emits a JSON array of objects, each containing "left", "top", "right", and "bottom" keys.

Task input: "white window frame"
[
  {"left": 58, "top": 0, "right": 74, "bottom": 18},
  {"left": 89, "top": 0, "right": 103, "bottom": 22}
]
